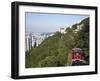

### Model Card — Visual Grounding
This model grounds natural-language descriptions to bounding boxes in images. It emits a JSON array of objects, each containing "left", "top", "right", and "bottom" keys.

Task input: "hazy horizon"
[{"left": 25, "top": 12, "right": 89, "bottom": 33}]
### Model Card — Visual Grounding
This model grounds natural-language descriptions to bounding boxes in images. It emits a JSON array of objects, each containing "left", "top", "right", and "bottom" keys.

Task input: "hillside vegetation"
[{"left": 25, "top": 17, "right": 89, "bottom": 68}]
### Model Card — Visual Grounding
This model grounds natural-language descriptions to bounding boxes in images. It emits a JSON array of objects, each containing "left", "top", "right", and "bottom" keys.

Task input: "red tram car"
[{"left": 72, "top": 48, "right": 85, "bottom": 65}]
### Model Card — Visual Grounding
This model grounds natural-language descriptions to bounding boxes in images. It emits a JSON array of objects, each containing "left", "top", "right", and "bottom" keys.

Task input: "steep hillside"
[{"left": 26, "top": 17, "right": 89, "bottom": 68}]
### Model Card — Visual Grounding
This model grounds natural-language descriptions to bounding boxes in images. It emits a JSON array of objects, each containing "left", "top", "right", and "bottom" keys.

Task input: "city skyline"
[{"left": 25, "top": 12, "right": 89, "bottom": 33}]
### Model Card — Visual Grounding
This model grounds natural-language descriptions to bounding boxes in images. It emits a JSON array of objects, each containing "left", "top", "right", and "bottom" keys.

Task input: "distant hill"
[{"left": 25, "top": 17, "right": 89, "bottom": 68}]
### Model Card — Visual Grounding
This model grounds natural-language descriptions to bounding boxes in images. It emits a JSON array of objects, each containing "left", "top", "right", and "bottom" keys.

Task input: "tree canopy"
[{"left": 26, "top": 17, "right": 89, "bottom": 68}]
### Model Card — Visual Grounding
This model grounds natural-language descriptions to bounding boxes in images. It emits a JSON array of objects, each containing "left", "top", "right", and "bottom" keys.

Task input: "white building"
[
  {"left": 60, "top": 28, "right": 66, "bottom": 34},
  {"left": 74, "top": 23, "right": 84, "bottom": 33},
  {"left": 25, "top": 32, "right": 55, "bottom": 52},
  {"left": 25, "top": 35, "right": 30, "bottom": 51}
]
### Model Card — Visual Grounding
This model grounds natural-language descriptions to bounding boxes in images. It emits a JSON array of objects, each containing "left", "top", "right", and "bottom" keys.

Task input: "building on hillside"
[
  {"left": 60, "top": 28, "right": 66, "bottom": 34},
  {"left": 74, "top": 23, "right": 84, "bottom": 33}
]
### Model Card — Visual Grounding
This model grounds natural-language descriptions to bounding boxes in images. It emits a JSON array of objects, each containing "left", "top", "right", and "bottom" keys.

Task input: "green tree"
[
  {"left": 38, "top": 56, "right": 59, "bottom": 67},
  {"left": 25, "top": 17, "right": 90, "bottom": 68}
]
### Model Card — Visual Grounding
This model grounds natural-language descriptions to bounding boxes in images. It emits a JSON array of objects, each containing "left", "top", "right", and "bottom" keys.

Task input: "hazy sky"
[{"left": 25, "top": 12, "right": 89, "bottom": 33}]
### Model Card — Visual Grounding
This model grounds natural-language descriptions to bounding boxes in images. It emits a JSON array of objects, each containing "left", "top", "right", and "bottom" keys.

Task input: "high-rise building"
[{"left": 25, "top": 32, "right": 54, "bottom": 52}]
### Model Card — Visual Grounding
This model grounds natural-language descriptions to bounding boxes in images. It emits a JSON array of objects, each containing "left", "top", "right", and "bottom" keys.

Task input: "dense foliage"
[{"left": 25, "top": 17, "right": 89, "bottom": 68}]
